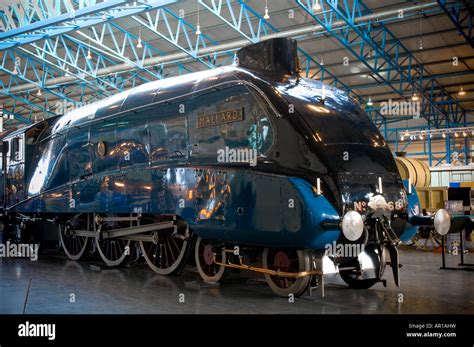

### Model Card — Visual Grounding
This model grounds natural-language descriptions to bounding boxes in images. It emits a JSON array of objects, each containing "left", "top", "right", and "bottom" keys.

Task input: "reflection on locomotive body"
[{"left": 0, "top": 39, "right": 430, "bottom": 297}]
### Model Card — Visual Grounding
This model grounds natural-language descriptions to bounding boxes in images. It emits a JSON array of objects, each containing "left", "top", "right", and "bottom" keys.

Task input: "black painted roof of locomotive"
[
  {"left": 51, "top": 66, "right": 264, "bottom": 135},
  {"left": 7, "top": 62, "right": 348, "bottom": 142}
]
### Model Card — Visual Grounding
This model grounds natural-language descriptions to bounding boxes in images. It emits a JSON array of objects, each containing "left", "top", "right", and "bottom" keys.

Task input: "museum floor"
[{"left": 1, "top": 247, "right": 473, "bottom": 314}]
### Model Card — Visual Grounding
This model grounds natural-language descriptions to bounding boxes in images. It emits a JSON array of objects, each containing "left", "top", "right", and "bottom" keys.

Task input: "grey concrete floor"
[{"left": 1, "top": 247, "right": 473, "bottom": 314}]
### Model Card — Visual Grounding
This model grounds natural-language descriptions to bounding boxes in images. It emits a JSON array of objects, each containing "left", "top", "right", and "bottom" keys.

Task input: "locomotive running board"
[{"left": 213, "top": 255, "right": 323, "bottom": 278}]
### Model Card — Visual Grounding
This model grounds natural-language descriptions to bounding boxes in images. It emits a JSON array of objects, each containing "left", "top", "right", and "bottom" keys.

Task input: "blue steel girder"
[
  {"left": 0, "top": 0, "right": 178, "bottom": 50},
  {"left": 0, "top": 49, "right": 112, "bottom": 121},
  {"left": 65, "top": 19, "right": 193, "bottom": 82},
  {"left": 198, "top": 0, "right": 276, "bottom": 43},
  {"left": 0, "top": 0, "right": 99, "bottom": 35},
  {"left": 1, "top": 19, "right": 196, "bottom": 119},
  {"left": 437, "top": 0, "right": 473, "bottom": 48},
  {"left": 2, "top": 107, "right": 33, "bottom": 125},
  {"left": 0, "top": 83, "right": 57, "bottom": 118},
  {"left": 349, "top": 70, "right": 474, "bottom": 90},
  {"left": 296, "top": 0, "right": 466, "bottom": 129},
  {"left": 131, "top": 7, "right": 230, "bottom": 69},
  {"left": 0, "top": 48, "right": 86, "bottom": 105},
  {"left": 2, "top": 81, "right": 102, "bottom": 119},
  {"left": 199, "top": 0, "right": 386, "bottom": 124},
  {"left": 72, "top": 23, "right": 170, "bottom": 81},
  {"left": 70, "top": 14, "right": 198, "bottom": 79},
  {"left": 5, "top": 98, "right": 39, "bottom": 122},
  {"left": 18, "top": 38, "right": 120, "bottom": 94}
]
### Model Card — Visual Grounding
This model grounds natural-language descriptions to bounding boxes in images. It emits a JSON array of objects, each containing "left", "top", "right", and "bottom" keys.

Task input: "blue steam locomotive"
[{"left": 0, "top": 38, "right": 452, "bottom": 297}]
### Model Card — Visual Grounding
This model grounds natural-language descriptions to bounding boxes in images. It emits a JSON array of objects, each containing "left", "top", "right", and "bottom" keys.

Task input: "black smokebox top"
[{"left": 236, "top": 38, "right": 299, "bottom": 76}]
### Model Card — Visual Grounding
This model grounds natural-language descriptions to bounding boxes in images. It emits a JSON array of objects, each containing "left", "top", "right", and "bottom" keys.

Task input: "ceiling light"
[
  {"left": 264, "top": 6, "right": 270, "bottom": 19},
  {"left": 366, "top": 97, "right": 373, "bottom": 106},
  {"left": 463, "top": 131, "right": 467, "bottom": 137},
  {"left": 442, "top": 133, "right": 446, "bottom": 138},
  {"left": 411, "top": 93, "right": 419, "bottom": 101},
  {"left": 455, "top": 132, "right": 459, "bottom": 138},
  {"left": 458, "top": 87, "right": 466, "bottom": 96},
  {"left": 419, "top": 37, "right": 423, "bottom": 50},
  {"left": 195, "top": 24, "right": 201, "bottom": 35},
  {"left": 136, "top": 38, "right": 143, "bottom": 49},
  {"left": 86, "top": 49, "right": 92, "bottom": 60},
  {"left": 313, "top": 0, "right": 322, "bottom": 12},
  {"left": 37, "top": 89, "right": 42, "bottom": 96}
]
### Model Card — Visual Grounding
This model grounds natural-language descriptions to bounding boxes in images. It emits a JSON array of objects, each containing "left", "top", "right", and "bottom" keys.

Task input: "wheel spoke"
[
  {"left": 195, "top": 237, "right": 225, "bottom": 283},
  {"left": 59, "top": 216, "right": 90, "bottom": 261},
  {"left": 263, "top": 249, "right": 310, "bottom": 297},
  {"left": 140, "top": 216, "right": 189, "bottom": 275},
  {"left": 95, "top": 216, "right": 131, "bottom": 266}
]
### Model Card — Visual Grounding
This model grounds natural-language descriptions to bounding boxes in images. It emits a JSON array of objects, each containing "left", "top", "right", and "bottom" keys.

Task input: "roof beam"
[
  {"left": 130, "top": 8, "right": 228, "bottom": 69},
  {"left": 0, "top": 0, "right": 178, "bottom": 50},
  {"left": 296, "top": 0, "right": 467, "bottom": 128},
  {"left": 437, "top": 0, "right": 473, "bottom": 48}
]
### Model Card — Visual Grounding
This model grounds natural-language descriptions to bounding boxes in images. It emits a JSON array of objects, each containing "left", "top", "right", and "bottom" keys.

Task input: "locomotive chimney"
[{"left": 236, "top": 38, "right": 300, "bottom": 76}]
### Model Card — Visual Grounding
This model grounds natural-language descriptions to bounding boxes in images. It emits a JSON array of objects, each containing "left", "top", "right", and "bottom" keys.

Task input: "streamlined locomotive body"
[{"left": 0, "top": 39, "right": 451, "bottom": 297}]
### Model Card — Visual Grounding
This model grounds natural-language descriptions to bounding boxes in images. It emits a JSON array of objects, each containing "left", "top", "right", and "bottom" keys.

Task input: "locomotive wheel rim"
[
  {"left": 58, "top": 222, "right": 89, "bottom": 261},
  {"left": 139, "top": 218, "right": 190, "bottom": 275},
  {"left": 95, "top": 217, "right": 132, "bottom": 267},
  {"left": 195, "top": 236, "right": 226, "bottom": 283},
  {"left": 96, "top": 236, "right": 131, "bottom": 267},
  {"left": 262, "top": 248, "right": 311, "bottom": 297}
]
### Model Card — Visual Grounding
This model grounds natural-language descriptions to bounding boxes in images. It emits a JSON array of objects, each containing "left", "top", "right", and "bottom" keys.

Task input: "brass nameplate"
[{"left": 197, "top": 108, "right": 243, "bottom": 128}]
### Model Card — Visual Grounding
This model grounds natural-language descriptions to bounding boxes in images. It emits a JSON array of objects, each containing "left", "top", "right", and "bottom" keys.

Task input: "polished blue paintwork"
[
  {"left": 400, "top": 179, "right": 421, "bottom": 242},
  {"left": 288, "top": 177, "right": 340, "bottom": 248}
]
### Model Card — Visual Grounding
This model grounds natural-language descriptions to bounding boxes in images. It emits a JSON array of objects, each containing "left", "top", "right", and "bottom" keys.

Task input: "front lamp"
[{"left": 341, "top": 211, "right": 364, "bottom": 241}]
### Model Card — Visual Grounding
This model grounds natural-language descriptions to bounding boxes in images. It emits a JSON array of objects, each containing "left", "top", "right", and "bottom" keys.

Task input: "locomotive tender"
[{"left": 0, "top": 38, "right": 452, "bottom": 297}]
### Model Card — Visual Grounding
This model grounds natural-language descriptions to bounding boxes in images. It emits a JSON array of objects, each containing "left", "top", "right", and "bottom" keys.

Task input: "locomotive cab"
[{"left": 2, "top": 119, "right": 53, "bottom": 210}]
